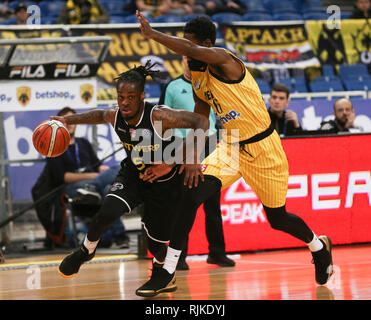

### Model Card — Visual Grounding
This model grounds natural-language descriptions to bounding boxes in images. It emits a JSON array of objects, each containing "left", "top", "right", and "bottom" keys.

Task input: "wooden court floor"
[{"left": 0, "top": 244, "right": 371, "bottom": 300}]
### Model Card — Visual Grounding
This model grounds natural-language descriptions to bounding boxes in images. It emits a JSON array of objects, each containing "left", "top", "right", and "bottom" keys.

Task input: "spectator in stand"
[
  {"left": 135, "top": 0, "right": 204, "bottom": 18},
  {"left": 268, "top": 84, "right": 303, "bottom": 136},
  {"left": 168, "top": 0, "right": 205, "bottom": 16},
  {"left": 57, "top": 0, "right": 109, "bottom": 24},
  {"left": 320, "top": 98, "right": 363, "bottom": 133},
  {"left": 135, "top": 0, "right": 171, "bottom": 17},
  {"left": 14, "top": 3, "right": 28, "bottom": 25},
  {"left": 0, "top": 2, "right": 13, "bottom": 23},
  {"left": 199, "top": 0, "right": 246, "bottom": 16},
  {"left": 350, "top": 0, "right": 371, "bottom": 19}
]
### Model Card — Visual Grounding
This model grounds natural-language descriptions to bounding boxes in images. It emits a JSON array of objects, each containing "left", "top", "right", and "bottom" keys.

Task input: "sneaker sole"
[
  {"left": 136, "top": 277, "right": 177, "bottom": 297},
  {"left": 58, "top": 268, "right": 77, "bottom": 279},
  {"left": 76, "top": 189, "right": 101, "bottom": 200},
  {"left": 207, "top": 258, "right": 235, "bottom": 267},
  {"left": 318, "top": 235, "right": 334, "bottom": 284}
]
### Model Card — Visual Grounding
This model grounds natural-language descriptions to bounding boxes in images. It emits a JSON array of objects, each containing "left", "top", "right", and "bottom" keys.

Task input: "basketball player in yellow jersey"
[{"left": 135, "top": 12, "right": 333, "bottom": 297}]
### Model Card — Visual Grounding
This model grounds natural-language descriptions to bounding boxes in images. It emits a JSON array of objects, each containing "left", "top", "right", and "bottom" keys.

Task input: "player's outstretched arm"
[
  {"left": 136, "top": 10, "right": 227, "bottom": 65},
  {"left": 51, "top": 109, "right": 116, "bottom": 127}
]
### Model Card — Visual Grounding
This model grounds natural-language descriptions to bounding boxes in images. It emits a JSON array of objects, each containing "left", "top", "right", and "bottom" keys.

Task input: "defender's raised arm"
[{"left": 136, "top": 10, "right": 228, "bottom": 65}]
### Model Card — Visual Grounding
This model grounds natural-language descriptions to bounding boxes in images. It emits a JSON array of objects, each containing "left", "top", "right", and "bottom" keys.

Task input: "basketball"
[{"left": 32, "top": 120, "right": 70, "bottom": 157}]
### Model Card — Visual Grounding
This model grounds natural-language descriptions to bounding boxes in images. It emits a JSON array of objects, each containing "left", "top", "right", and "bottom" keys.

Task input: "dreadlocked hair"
[{"left": 115, "top": 60, "right": 160, "bottom": 92}]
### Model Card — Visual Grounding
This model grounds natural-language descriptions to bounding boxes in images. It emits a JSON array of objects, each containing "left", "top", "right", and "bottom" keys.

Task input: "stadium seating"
[
  {"left": 273, "top": 13, "right": 303, "bottom": 21},
  {"left": 39, "top": 1, "right": 64, "bottom": 18},
  {"left": 339, "top": 64, "right": 369, "bottom": 82},
  {"left": 109, "top": 16, "right": 128, "bottom": 24},
  {"left": 255, "top": 79, "right": 271, "bottom": 94},
  {"left": 274, "top": 77, "right": 308, "bottom": 93},
  {"left": 341, "top": 12, "right": 352, "bottom": 19},
  {"left": 343, "top": 80, "right": 371, "bottom": 91},
  {"left": 41, "top": 16, "right": 58, "bottom": 25},
  {"left": 211, "top": 13, "right": 244, "bottom": 24},
  {"left": 153, "top": 14, "right": 184, "bottom": 23},
  {"left": 271, "top": 8, "right": 301, "bottom": 15},
  {"left": 5, "top": 18, "right": 17, "bottom": 25},
  {"left": 322, "top": 64, "right": 336, "bottom": 78},
  {"left": 7, "top": 1, "right": 20, "bottom": 10},
  {"left": 121, "top": 14, "right": 140, "bottom": 23},
  {"left": 309, "top": 80, "right": 344, "bottom": 92},
  {"left": 100, "top": 0, "right": 126, "bottom": 16},
  {"left": 263, "top": 0, "right": 293, "bottom": 12},
  {"left": 242, "top": 13, "right": 273, "bottom": 21},
  {"left": 303, "top": 12, "right": 328, "bottom": 20},
  {"left": 183, "top": 14, "right": 210, "bottom": 22}
]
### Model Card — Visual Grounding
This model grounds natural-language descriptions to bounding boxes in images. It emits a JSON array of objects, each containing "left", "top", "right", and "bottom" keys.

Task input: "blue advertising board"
[{"left": 4, "top": 99, "right": 371, "bottom": 200}]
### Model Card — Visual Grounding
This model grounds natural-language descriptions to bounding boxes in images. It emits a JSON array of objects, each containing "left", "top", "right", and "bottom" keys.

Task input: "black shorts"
[{"left": 106, "top": 160, "right": 183, "bottom": 243}]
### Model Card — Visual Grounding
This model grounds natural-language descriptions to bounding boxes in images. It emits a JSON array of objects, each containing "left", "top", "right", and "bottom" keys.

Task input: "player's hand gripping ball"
[{"left": 32, "top": 120, "right": 70, "bottom": 157}]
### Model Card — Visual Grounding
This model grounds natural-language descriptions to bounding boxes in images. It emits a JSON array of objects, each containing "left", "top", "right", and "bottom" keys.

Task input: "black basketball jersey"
[{"left": 114, "top": 102, "right": 176, "bottom": 177}]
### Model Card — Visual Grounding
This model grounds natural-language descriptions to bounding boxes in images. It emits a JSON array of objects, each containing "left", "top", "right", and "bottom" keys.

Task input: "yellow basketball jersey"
[{"left": 191, "top": 49, "right": 271, "bottom": 142}]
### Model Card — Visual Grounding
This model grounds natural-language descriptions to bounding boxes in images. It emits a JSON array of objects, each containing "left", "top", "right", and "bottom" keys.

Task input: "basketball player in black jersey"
[{"left": 53, "top": 62, "right": 209, "bottom": 296}]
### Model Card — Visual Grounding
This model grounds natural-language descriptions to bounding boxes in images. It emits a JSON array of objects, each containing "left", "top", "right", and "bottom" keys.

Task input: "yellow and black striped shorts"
[{"left": 201, "top": 130, "right": 289, "bottom": 208}]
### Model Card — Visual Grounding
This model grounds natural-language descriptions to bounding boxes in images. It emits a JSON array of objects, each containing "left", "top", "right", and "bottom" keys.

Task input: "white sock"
[
  {"left": 83, "top": 235, "right": 99, "bottom": 254},
  {"left": 307, "top": 233, "right": 323, "bottom": 252},
  {"left": 163, "top": 247, "right": 182, "bottom": 274}
]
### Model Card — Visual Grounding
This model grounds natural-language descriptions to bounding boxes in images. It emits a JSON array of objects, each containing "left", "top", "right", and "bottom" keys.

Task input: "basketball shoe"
[
  {"left": 58, "top": 245, "right": 95, "bottom": 278},
  {"left": 136, "top": 265, "right": 177, "bottom": 297},
  {"left": 311, "top": 235, "right": 333, "bottom": 285},
  {"left": 76, "top": 185, "right": 101, "bottom": 205},
  {"left": 207, "top": 254, "right": 235, "bottom": 267}
]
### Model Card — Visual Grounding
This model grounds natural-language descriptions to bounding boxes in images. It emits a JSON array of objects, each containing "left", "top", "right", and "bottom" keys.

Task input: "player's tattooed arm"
[
  {"left": 51, "top": 109, "right": 117, "bottom": 126},
  {"left": 152, "top": 106, "right": 209, "bottom": 133},
  {"left": 150, "top": 106, "right": 208, "bottom": 188}
]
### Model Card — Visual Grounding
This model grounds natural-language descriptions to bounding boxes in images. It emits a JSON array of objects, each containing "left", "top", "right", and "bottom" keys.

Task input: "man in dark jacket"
[
  {"left": 320, "top": 98, "right": 363, "bottom": 133},
  {"left": 350, "top": 0, "right": 371, "bottom": 19},
  {"left": 268, "top": 84, "right": 303, "bottom": 137}
]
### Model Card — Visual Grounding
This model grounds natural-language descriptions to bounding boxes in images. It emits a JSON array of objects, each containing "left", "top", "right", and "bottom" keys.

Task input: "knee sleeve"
[
  {"left": 263, "top": 205, "right": 314, "bottom": 243},
  {"left": 87, "top": 195, "right": 130, "bottom": 241},
  {"left": 264, "top": 205, "right": 287, "bottom": 230}
]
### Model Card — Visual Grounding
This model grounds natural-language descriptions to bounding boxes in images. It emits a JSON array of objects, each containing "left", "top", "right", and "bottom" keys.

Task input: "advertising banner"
[
  {"left": 306, "top": 19, "right": 371, "bottom": 65},
  {"left": 287, "top": 98, "right": 371, "bottom": 132},
  {"left": 0, "top": 78, "right": 97, "bottom": 112},
  {"left": 0, "top": 25, "right": 185, "bottom": 100},
  {"left": 187, "top": 134, "right": 371, "bottom": 254},
  {"left": 4, "top": 98, "right": 371, "bottom": 200},
  {"left": 70, "top": 25, "right": 185, "bottom": 100},
  {"left": 222, "top": 22, "right": 320, "bottom": 70}
]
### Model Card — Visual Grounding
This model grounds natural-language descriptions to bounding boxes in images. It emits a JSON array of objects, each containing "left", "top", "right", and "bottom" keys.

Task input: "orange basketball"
[{"left": 32, "top": 120, "right": 70, "bottom": 157}]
